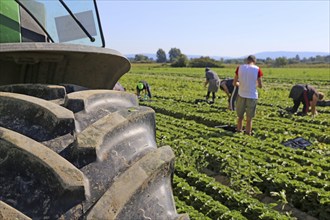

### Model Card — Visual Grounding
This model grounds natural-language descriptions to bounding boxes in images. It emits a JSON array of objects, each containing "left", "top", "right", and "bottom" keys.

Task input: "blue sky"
[{"left": 98, "top": 0, "right": 330, "bottom": 57}]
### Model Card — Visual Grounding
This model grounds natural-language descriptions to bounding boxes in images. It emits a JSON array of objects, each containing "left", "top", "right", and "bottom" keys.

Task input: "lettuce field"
[{"left": 120, "top": 64, "right": 330, "bottom": 220}]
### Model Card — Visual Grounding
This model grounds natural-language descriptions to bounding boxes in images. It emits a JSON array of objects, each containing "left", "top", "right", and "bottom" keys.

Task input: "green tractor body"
[
  {"left": 0, "top": 1, "right": 21, "bottom": 43},
  {"left": 0, "top": 0, "right": 130, "bottom": 89}
]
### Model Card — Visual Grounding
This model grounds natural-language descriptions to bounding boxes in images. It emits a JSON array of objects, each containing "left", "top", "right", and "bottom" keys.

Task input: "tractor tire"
[{"left": 0, "top": 84, "right": 188, "bottom": 220}]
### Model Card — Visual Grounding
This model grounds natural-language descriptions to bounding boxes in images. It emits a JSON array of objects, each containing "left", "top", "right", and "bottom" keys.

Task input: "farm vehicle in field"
[{"left": 0, "top": 1, "right": 188, "bottom": 219}]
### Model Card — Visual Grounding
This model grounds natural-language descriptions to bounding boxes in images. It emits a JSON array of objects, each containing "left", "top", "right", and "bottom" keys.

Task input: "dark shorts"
[{"left": 236, "top": 95, "right": 258, "bottom": 118}]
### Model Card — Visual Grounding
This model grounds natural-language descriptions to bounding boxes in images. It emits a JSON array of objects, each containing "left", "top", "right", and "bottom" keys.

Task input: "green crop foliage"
[{"left": 120, "top": 63, "right": 330, "bottom": 219}]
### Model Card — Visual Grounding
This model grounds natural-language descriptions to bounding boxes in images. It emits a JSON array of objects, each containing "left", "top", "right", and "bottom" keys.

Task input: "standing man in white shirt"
[{"left": 233, "top": 55, "right": 263, "bottom": 135}]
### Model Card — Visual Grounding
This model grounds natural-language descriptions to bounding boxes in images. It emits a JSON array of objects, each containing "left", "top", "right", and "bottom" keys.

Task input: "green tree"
[
  {"left": 134, "top": 54, "right": 150, "bottom": 62},
  {"left": 325, "top": 55, "right": 330, "bottom": 63},
  {"left": 189, "top": 56, "right": 224, "bottom": 68},
  {"left": 315, "top": 55, "right": 325, "bottom": 63},
  {"left": 288, "top": 58, "right": 299, "bottom": 65},
  {"left": 171, "top": 54, "right": 188, "bottom": 67},
  {"left": 274, "top": 57, "right": 288, "bottom": 67},
  {"left": 168, "top": 48, "right": 182, "bottom": 62},
  {"left": 265, "top": 57, "right": 273, "bottom": 65},
  {"left": 156, "top": 49, "right": 167, "bottom": 63}
]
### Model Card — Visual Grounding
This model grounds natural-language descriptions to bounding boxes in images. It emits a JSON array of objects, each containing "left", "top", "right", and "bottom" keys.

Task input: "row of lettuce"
[
  {"left": 149, "top": 95, "right": 330, "bottom": 145},
  {"left": 153, "top": 112, "right": 330, "bottom": 219},
  {"left": 120, "top": 66, "right": 330, "bottom": 219}
]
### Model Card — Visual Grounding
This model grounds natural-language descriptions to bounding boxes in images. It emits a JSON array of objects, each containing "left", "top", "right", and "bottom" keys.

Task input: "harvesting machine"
[{"left": 0, "top": 1, "right": 188, "bottom": 219}]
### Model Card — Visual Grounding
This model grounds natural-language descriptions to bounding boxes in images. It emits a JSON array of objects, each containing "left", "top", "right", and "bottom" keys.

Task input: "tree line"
[{"left": 129, "top": 48, "right": 330, "bottom": 68}]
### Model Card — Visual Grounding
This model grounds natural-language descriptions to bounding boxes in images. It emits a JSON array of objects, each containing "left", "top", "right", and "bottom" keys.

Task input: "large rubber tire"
[{"left": 0, "top": 84, "right": 188, "bottom": 220}]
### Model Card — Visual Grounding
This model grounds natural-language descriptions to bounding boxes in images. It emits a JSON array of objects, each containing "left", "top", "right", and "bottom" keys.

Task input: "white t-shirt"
[{"left": 235, "top": 64, "right": 263, "bottom": 99}]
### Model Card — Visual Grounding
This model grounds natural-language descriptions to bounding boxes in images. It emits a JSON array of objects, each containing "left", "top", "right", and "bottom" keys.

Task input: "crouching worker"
[
  {"left": 289, "top": 84, "right": 324, "bottom": 116},
  {"left": 136, "top": 80, "right": 152, "bottom": 100},
  {"left": 220, "top": 78, "right": 239, "bottom": 110}
]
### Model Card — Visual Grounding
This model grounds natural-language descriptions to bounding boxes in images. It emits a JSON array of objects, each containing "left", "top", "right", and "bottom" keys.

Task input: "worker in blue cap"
[{"left": 136, "top": 80, "right": 152, "bottom": 99}]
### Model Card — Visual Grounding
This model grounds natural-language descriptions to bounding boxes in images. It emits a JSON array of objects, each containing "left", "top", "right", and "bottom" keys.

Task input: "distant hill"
[
  {"left": 126, "top": 51, "right": 329, "bottom": 60},
  {"left": 253, "top": 51, "right": 329, "bottom": 60}
]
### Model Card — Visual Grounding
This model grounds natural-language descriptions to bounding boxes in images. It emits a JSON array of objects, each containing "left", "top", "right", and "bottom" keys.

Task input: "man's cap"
[
  {"left": 137, "top": 82, "right": 144, "bottom": 90},
  {"left": 205, "top": 67, "right": 210, "bottom": 71},
  {"left": 247, "top": 55, "right": 256, "bottom": 63}
]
